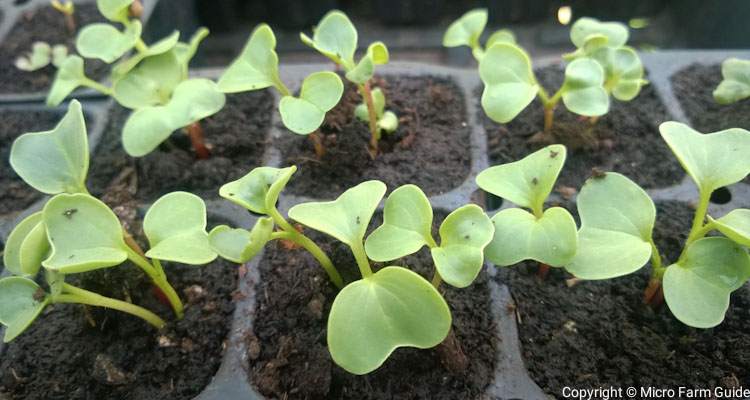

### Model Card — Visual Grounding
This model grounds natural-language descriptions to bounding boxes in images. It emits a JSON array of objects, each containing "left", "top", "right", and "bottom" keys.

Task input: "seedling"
[
  {"left": 15, "top": 42, "right": 68, "bottom": 72},
  {"left": 564, "top": 122, "right": 750, "bottom": 328},
  {"left": 46, "top": 0, "right": 225, "bottom": 159},
  {"left": 445, "top": 11, "right": 647, "bottom": 143},
  {"left": 713, "top": 58, "right": 750, "bottom": 104},
  {"left": 1, "top": 101, "right": 218, "bottom": 342},
  {"left": 50, "top": 0, "right": 76, "bottom": 33},
  {"left": 217, "top": 24, "right": 343, "bottom": 158},
  {"left": 301, "top": 10, "right": 397, "bottom": 155},
  {"left": 209, "top": 166, "right": 493, "bottom": 374}
]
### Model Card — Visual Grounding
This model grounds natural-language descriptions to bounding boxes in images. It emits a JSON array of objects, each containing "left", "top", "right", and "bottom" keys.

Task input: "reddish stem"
[
  {"left": 361, "top": 81, "right": 380, "bottom": 156},
  {"left": 309, "top": 131, "right": 326, "bottom": 159},
  {"left": 643, "top": 277, "right": 664, "bottom": 307},
  {"left": 537, "top": 263, "right": 550, "bottom": 280},
  {"left": 186, "top": 122, "right": 210, "bottom": 159}
]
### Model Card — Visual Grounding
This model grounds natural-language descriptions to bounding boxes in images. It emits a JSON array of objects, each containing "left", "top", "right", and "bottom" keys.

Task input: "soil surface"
[
  {"left": 249, "top": 212, "right": 496, "bottom": 399},
  {"left": 0, "top": 237, "right": 238, "bottom": 399},
  {"left": 483, "top": 65, "right": 683, "bottom": 190},
  {"left": 0, "top": 4, "right": 108, "bottom": 95},
  {"left": 88, "top": 91, "right": 273, "bottom": 202},
  {"left": 0, "top": 109, "right": 85, "bottom": 216},
  {"left": 280, "top": 75, "right": 472, "bottom": 198},
  {"left": 500, "top": 201, "right": 750, "bottom": 399}
]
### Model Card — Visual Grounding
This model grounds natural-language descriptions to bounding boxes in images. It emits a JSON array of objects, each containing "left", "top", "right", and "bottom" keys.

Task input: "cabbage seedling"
[
  {"left": 565, "top": 122, "right": 750, "bottom": 328},
  {"left": 47, "top": 0, "right": 225, "bottom": 159},
  {"left": 301, "top": 10, "right": 397, "bottom": 154},
  {"left": 713, "top": 58, "right": 750, "bottom": 104},
  {"left": 15, "top": 42, "right": 68, "bottom": 72},
  {"left": 442, "top": 8, "right": 515, "bottom": 61},
  {"left": 50, "top": 0, "right": 76, "bottom": 33},
  {"left": 218, "top": 24, "right": 343, "bottom": 157},
  {"left": 209, "top": 166, "right": 493, "bottom": 374}
]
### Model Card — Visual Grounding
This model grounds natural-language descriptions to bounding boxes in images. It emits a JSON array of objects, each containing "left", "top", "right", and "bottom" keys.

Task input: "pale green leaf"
[
  {"left": 76, "top": 21, "right": 141, "bottom": 63},
  {"left": 46, "top": 55, "right": 86, "bottom": 106},
  {"left": 97, "top": 0, "right": 134, "bottom": 22},
  {"left": 486, "top": 29, "right": 516, "bottom": 47},
  {"left": 367, "top": 41, "right": 389, "bottom": 64},
  {"left": 0, "top": 277, "right": 48, "bottom": 342},
  {"left": 714, "top": 58, "right": 750, "bottom": 104},
  {"left": 301, "top": 10, "right": 357, "bottom": 67},
  {"left": 479, "top": 43, "right": 539, "bottom": 123},
  {"left": 589, "top": 46, "right": 646, "bottom": 101},
  {"left": 51, "top": 45, "right": 68, "bottom": 67},
  {"left": 208, "top": 217, "right": 273, "bottom": 263},
  {"left": 561, "top": 58, "right": 609, "bottom": 116},
  {"left": 218, "top": 24, "right": 281, "bottom": 93},
  {"left": 378, "top": 111, "right": 398, "bottom": 133},
  {"left": 279, "top": 71, "right": 343, "bottom": 135},
  {"left": 442, "top": 9, "right": 487, "bottom": 49},
  {"left": 174, "top": 27, "right": 209, "bottom": 75},
  {"left": 113, "top": 50, "right": 182, "bottom": 109},
  {"left": 219, "top": 166, "right": 296, "bottom": 214},
  {"left": 570, "top": 17, "right": 628, "bottom": 49},
  {"left": 3, "top": 212, "right": 49, "bottom": 277},
  {"left": 345, "top": 54, "right": 374, "bottom": 84},
  {"left": 15, "top": 42, "right": 53, "bottom": 72},
  {"left": 710, "top": 209, "right": 750, "bottom": 247},
  {"left": 111, "top": 31, "right": 180, "bottom": 80}
]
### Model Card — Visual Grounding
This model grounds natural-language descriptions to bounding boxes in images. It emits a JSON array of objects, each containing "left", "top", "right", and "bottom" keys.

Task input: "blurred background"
[{"left": 145, "top": 0, "right": 750, "bottom": 66}]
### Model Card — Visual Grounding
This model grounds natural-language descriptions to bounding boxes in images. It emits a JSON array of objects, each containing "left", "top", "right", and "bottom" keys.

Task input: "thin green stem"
[
  {"left": 273, "top": 78, "right": 291, "bottom": 97},
  {"left": 54, "top": 283, "right": 166, "bottom": 328},
  {"left": 431, "top": 271, "right": 443, "bottom": 289},
  {"left": 134, "top": 38, "right": 148, "bottom": 53},
  {"left": 270, "top": 231, "right": 344, "bottom": 289},
  {"left": 679, "top": 191, "right": 712, "bottom": 262},
  {"left": 359, "top": 82, "right": 381, "bottom": 152},
  {"left": 81, "top": 77, "right": 113, "bottom": 96},
  {"left": 124, "top": 248, "right": 184, "bottom": 318},
  {"left": 350, "top": 241, "right": 373, "bottom": 278},
  {"left": 425, "top": 234, "right": 438, "bottom": 249}
]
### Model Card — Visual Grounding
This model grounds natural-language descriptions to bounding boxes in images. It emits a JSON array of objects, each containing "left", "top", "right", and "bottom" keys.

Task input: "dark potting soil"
[
  {"left": 483, "top": 65, "right": 683, "bottom": 190},
  {"left": 0, "top": 254, "right": 238, "bottom": 399},
  {"left": 88, "top": 91, "right": 273, "bottom": 202},
  {"left": 0, "top": 4, "right": 108, "bottom": 95},
  {"left": 499, "top": 201, "right": 750, "bottom": 399},
  {"left": 279, "top": 75, "right": 472, "bottom": 198},
  {"left": 249, "top": 212, "right": 496, "bottom": 399}
]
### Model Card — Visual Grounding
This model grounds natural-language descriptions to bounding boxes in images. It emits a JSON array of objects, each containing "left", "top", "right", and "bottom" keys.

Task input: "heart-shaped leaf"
[
  {"left": 710, "top": 209, "right": 750, "bottom": 247},
  {"left": 46, "top": 55, "right": 86, "bottom": 106},
  {"left": 561, "top": 57, "right": 609, "bottom": 116},
  {"left": 442, "top": 9, "right": 487, "bottom": 50},
  {"left": 289, "top": 181, "right": 386, "bottom": 246},
  {"left": 566, "top": 172, "right": 655, "bottom": 279},
  {"left": 0, "top": 277, "right": 48, "bottom": 342},
  {"left": 279, "top": 71, "right": 344, "bottom": 134},
  {"left": 663, "top": 237, "right": 750, "bottom": 328},
  {"left": 15, "top": 42, "right": 54, "bottom": 72},
  {"left": 365, "top": 185, "right": 435, "bottom": 261},
  {"left": 300, "top": 10, "right": 357, "bottom": 68},
  {"left": 209, "top": 217, "right": 274, "bottom": 263},
  {"left": 97, "top": 0, "right": 134, "bottom": 22},
  {"left": 479, "top": 43, "right": 539, "bottom": 123},
  {"left": 76, "top": 21, "right": 141, "bottom": 63},
  {"left": 143, "top": 192, "right": 216, "bottom": 264},
  {"left": 714, "top": 58, "right": 750, "bottom": 104},
  {"left": 3, "top": 212, "right": 49, "bottom": 277},
  {"left": 113, "top": 50, "right": 182, "bottom": 109},
  {"left": 660, "top": 121, "right": 750, "bottom": 194},
  {"left": 218, "top": 24, "right": 282, "bottom": 93},
  {"left": 327, "top": 266, "right": 451, "bottom": 374},
  {"left": 122, "top": 78, "right": 226, "bottom": 156},
  {"left": 111, "top": 31, "right": 180, "bottom": 80},
  {"left": 570, "top": 17, "right": 628, "bottom": 49},
  {"left": 486, "top": 29, "right": 516, "bottom": 48},
  {"left": 10, "top": 100, "right": 88, "bottom": 195},
  {"left": 42, "top": 193, "right": 129, "bottom": 274},
  {"left": 486, "top": 207, "right": 577, "bottom": 267},
  {"left": 367, "top": 41, "right": 389, "bottom": 65},
  {"left": 589, "top": 46, "right": 647, "bottom": 101},
  {"left": 219, "top": 166, "right": 296, "bottom": 214},
  {"left": 431, "top": 204, "right": 494, "bottom": 287},
  {"left": 476, "top": 145, "right": 566, "bottom": 215}
]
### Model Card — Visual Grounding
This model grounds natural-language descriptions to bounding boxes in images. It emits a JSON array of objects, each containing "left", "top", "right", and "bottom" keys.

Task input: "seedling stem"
[
  {"left": 360, "top": 81, "right": 381, "bottom": 154},
  {"left": 185, "top": 121, "right": 211, "bottom": 159},
  {"left": 124, "top": 247, "right": 185, "bottom": 318},
  {"left": 54, "top": 282, "right": 166, "bottom": 328}
]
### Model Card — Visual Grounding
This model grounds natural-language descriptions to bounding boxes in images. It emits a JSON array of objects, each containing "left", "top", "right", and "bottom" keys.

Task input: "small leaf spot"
[
  {"left": 549, "top": 150, "right": 559, "bottom": 158},
  {"left": 464, "top": 234, "right": 470, "bottom": 240},
  {"left": 63, "top": 208, "right": 78, "bottom": 219},
  {"left": 590, "top": 167, "right": 606, "bottom": 179},
  {"left": 356, "top": 216, "right": 361, "bottom": 225},
  {"left": 532, "top": 177, "right": 539, "bottom": 185}
]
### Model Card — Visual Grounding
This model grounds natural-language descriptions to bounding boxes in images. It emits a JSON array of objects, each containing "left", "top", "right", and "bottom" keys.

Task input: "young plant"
[
  {"left": 564, "top": 122, "right": 750, "bottom": 328},
  {"left": 209, "top": 166, "right": 494, "bottom": 374},
  {"left": 217, "top": 24, "right": 343, "bottom": 158},
  {"left": 445, "top": 12, "right": 647, "bottom": 143},
  {"left": 301, "top": 10, "right": 397, "bottom": 155},
  {"left": 15, "top": 42, "right": 68, "bottom": 72},
  {"left": 713, "top": 58, "right": 750, "bottom": 104},
  {"left": 1, "top": 101, "right": 217, "bottom": 342},
  {"left": 47, "top": 0, "right": 224, "bottom": 159},
  {"left": 50, "top": 0, "right": 76, "bottom": 33},
  {"left": 475, "top": 145, "right": 578, "bottom": 277}
]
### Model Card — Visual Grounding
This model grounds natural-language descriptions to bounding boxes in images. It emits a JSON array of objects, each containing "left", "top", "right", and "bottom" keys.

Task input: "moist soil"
[
  {"left": 0, "top": 4, "right": 108, "bottom": 95},
  {"left": 483, "top": 65, "right": 683, "bottom": 190},
  {"left": 88, "top": 91, "right": 273, "bottom": 202},
  {"left": 500, "top": 201, "right": 750, "bottom": 399},
  {"left": 248, "top": 212, "right": 496, "bottom": 399},
  {"left": 0, "top": 109, "right": 87, "bottom": 216},
  {"left": 279, "top": 75, "right": 472, "bottom": 198},
  {"left": 0, "top": 230, "right": 238, "bottom": 400}
]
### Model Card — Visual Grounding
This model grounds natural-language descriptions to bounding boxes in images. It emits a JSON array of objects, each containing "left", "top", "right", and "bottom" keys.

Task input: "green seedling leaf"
[
  {"left": 113, "top": 50, "right": 182, "bottom": 109},
  {"left": 561, "top": 57, "right": 609, "bottom": 116},
  {"left": 345, "top": 54, "right": 374, "bottom": 85},
  {"left": 300, "top": 10, "right": 357, "bottom": 67},
  {"left": 378, "top": 111, "right": 398, "bottom": 133},
  {"left": 111, "top": 31, "right": 181, "bottom": 80},
  {"left": 289, "top": 181, "right": 386, "bottom": 246},
  {"left": 486, "top": 29, "right": 516, "bottom": 47},
  {"left": 218, "top": 24, "right": 281, "bottom": 93},
  {"left": 45, "top": 269, "right": 65, "bottom": 297},
  {"left": 10, "top": 100, "right": 88, "bottom": 195},
  {"left": 660, "top": 121, "right": 750, "bottom": 194},
  {"left": 97, "top": 0, "right": 134, "bottom": 22},
  {"left": 663, "top": 237, "right": 750, "bottom": 328},
  {"left": 174, "top": 27, "right": 210, "bottom": 75},
  {"left": 570, "top": 17, "right": 628, "bottom": 49},
  {"left": 354, "top": 87, "right": 385, "bottom": 120},
  {"left": 486, "top": 207, "right": 577, "bottom": 267},
  {"left": 46, "top": 55, "right": 86, "bottom": 106},
  {"left": 710, "top": 209, "right": 750, "bottom": 247},
  {"left": 714, "top": 58, "right": 750, "bottom": 104},
  {"left": 328, "top": 266, "right": 450, "bottom": 375},
  {"left": 51, "top": 45, "right": 68, "bottom": 67},
  {"left": 566, "top": 172, "right": 655, "bottom": 279},
  {"left": 367, "top": 41, "right": 389, "bottom": 64},
  {"left": 3, "top": 212, "right": 49, "bottom": 277},
  {"left": 76, "top": 21, "right": 142, "bottom": 63},
  {"left": 0, "top": 277, "right": 49, "bottom": 342},
  {"left": 589, "top": 46, "right": 647, "bottom": 101},
  {"left": 219, "top": 166, "right": 296, "bottom": 214},
  {"left": 476, "top": 145, "right": 566, "bottom": 214},
  {"left": 442, "top": 9, "right": 487, "bottom": 50},
  {"left": 365, "top": 185, "right": 434, "bottom": 261},
  {"left": 143, "top": 192, "right": 216, "bottom": 264},
  {"left": 431, "top": 204, "right": 494, "bottom": 287},
  {"left": 42, "top": 193, "right": 129, "bottom": 274},
  {"left": 479, "top": 43, "right": 538, "bottom": 123},
  {"left": 122, "top": 78, "right": 226, "bottom": 156},
  {"left": 279, "top": 71, "right": 344, "bottom": 135},
  {"left": 209, "top": 217, "right": 274, "bottom": 263},
  {"left": 15, "top": 42, "right": 55, "bottom": 72}
]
